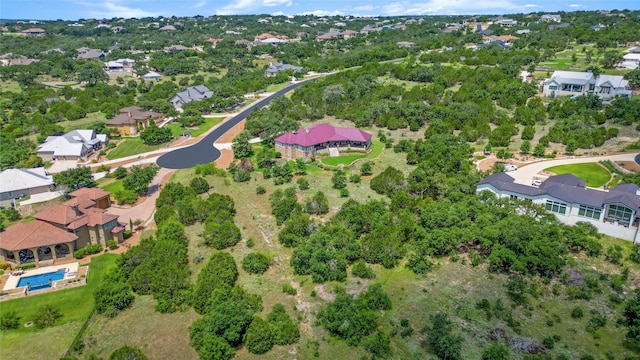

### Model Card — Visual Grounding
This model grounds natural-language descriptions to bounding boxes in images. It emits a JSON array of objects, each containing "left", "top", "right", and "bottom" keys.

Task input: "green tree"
[
  {"left": 520, "top": 140, "right": 531, "bottom": 154},
  {"left": 140, "top": 122, "right": 172, "bottom": 145},
  {"left": 190, "top": 177, "right": 210, "bottom": 194},
  {"left": 232, "top": 130, "right": 253, "bottom": 159},
  {"left": 0, "top": 311, "right": 20, "bottom": 330},
  {"left": 77, "top": 62, "right": 108, "bottom": 87},
  {"left": 533, "top": 143, "right": 546, "bottom": 157},
  {"left": 370, "top": 166, "right": 405, "bottom": 196},
  {"left": 192, "top": 252, "right": 238, "bottom": 314},
  {"left": 481, "top": 343, "right": 510, "bottom": 360},
  {"left": 202, "top": 220, "right": 242, "bottom": 249},
  {"left": 244, "top": 317, "right": 275, "bottom": 354},
  {"left": 34, "top": 305, "right": 62, "bottom": 329},
  {"left": 113, "top": 166, "right": 128, "bottom": 179},
  {"left": 53, "top": 166, "right": 95, "bottom": 193},
  {"left": 361, "top": 161, "right": 373, "bottom": 176},
  {"left": 424, "top": 313, "right": 463, "bottom": 360},
  {"left": 331, "top": 170, "right": 347, "bottom": 189},
  {"left": 197, "top": 336, "right": 234, "bottom": 360},
  {"left": 305, "top": 191, "right": 329, "bottom": 215},
  {"left": 242, "top": 253, "right": 270, "bottom": 274},
  {"left": 123, "top": 165, "right": 159, "bottom": 195},
  {"left": 94, "top": 278, "right": 135, "bottom": 318},
  {"left": 362, "top": 331, "right": 392, "bottom": 359},
  {"left": 266, "top": 303, "right": 300, "bottom": 345},
  {"left": 623, "top": 289, "right": 640, "bottom": 344}
]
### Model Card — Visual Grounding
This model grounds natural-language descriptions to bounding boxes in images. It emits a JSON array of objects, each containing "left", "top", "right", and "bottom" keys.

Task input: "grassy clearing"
[
  {"left": 0, "top": 254, "right": 118, "bottom": 360},
  {"left": 545, "top": 162, "right": 611, "bottom": 187},
  {"left": 105, "top": 138, "right": 163, "bottom": 160},
  {"left": 265, "top": 82, "right": 292, "bottom": 92},
  {"left": 101, "top": 179, "right": 123, "bottom": 193},
  {"left": 58, "top": 112, "right": 106, "bottom": 132},
  {"left": 0, "top": 79, "right": 22, "bottom": 92},
  {"left": 80, "top": 295, "right": 199, "bottom": 359},
  {"left": 165, "top": 116, "right": 224, "bottom": 138}
]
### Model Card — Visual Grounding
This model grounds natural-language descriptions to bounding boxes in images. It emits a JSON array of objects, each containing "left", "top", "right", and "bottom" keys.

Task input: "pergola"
[{"left": 0, "top": 220, "right": 78, "bottom": 265}]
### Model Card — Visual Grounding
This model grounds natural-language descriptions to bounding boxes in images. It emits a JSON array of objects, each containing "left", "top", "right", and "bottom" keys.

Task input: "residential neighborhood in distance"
[{"left": 1, "top": 6, "right": 640, "bottom": 360}]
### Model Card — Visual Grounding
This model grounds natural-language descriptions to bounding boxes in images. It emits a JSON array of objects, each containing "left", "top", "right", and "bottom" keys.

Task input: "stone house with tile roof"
[
  {"left": 107, "top": 106, "right": 164, "bottom": 136},
  {"left": 0, "top": 188, "right": 124, "bottom": 266}
]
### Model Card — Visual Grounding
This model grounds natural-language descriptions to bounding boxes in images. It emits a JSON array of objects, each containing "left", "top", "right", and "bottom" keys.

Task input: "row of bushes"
[{"left": 74, "top": 244, "right": 102, "bottom": 259}]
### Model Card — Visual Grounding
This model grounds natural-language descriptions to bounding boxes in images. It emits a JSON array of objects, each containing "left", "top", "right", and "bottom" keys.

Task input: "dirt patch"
[
  {"left": 216, "top": 149, "right": 234, "bottom": 169},
  {"left": 314, "top": 284, "right": 336, "bottom": 302},
  {"left": 618, "top": 161, "right": 640, "bottom": 172},
  {"left": 218, "top": 119, "right": 246, "bottom": 143}
]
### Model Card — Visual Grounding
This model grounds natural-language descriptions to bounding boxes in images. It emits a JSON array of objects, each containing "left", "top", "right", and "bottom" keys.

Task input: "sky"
[{"left": 1, "top": 0, "right": 638, "bottom": 20}]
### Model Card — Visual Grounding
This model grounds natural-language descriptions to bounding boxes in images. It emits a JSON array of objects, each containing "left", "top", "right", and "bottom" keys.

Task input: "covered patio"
[{"left": 0, "top": 221, "right": 78, "bottom": 266}]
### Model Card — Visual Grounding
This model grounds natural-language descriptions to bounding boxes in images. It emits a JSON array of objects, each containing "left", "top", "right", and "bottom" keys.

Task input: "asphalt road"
[{"left": 156, "top": 80, "right": 315, "bottom": 169}]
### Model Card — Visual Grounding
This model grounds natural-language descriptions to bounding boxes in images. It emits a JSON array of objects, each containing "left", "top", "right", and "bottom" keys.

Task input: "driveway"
[
  {"left": 107, "top": 167, "right": 174, "bottom": 227},
  {"left": 156, "top": 80, "right": 318, "bottom": 169},
  {"left": 508, "top": 153, "right": 639, "bottom": 185}
]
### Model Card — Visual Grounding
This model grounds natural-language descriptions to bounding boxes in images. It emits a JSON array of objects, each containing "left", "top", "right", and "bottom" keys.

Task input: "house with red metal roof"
[{"left": 274, "top": 124, "right": 372, "bottom": 160}]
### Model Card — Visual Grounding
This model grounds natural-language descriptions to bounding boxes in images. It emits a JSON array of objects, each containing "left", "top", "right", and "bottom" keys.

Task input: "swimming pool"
[{"left": 17, "top": 270, "right": 65, "bottom": 290}]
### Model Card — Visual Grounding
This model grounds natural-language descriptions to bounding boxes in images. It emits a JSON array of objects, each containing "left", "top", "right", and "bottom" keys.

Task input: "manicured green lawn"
[
  {"left": 266, "top": 82, "right": 291, "bottom": 92},
  {"left": 106, "top": 138, "right": 163, "bottom": 160},
  {"left": 545, "top": 162, "right": 611, "bottom": 187},
  {"left": 101, "top": 179, "right": 124, "bottom": 193},
  {"left": 321, "top": 140, "right": 383, "bottom": 166},
  {"left": 0, "top": 254, "right": 118, "bottom": 359},
  {"left": 165, "top": 117, "right": 224, "bottom": 138}
]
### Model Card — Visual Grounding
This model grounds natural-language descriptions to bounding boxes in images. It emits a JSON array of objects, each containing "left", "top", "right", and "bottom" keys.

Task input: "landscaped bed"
[
  {"left": 544, "top": 162, "right": 611, "bottom": 187},
  {"left": 320, "top": 141, "right": 383, "bottom": 167}
]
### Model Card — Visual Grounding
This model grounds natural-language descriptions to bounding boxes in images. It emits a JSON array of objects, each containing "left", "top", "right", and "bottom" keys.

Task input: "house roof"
[
  {"left": 0, "top": 220, "right": 78, "bottom": 251},
  {"left": 170, "top": 85, "right": 214, "bottom": 104},
  {"left": 107, "top": 106, "right": 164, "bottom": 126},
  {"left": 67, "top": 187, "right": 110, "bottom": 206},
  {"left": 596, "top": 74, "right": 629, "bottom": 88},
  {"left": 275, "top": 124, "right": 372, "bottom": 147},
  {"left": 544, "top": 71, "right": 594, "bottom": 85},
  {"left": 479, "top": 173, "right": 640, "bottom": 210},
  {"left": 255, "top": 32, "right": 274, "bottom": 40},
  {"left": 143, "top": 71, "right": 161, "bottom": 78},
  {"left": 265, "top": 62, "right": 303, "bottom": 75},
  {"left": 0, "top": 167, "right": 53, "bottom": 194},
  {"left": 37, "top": 130, "right": 105, "bottom": 157},
  {"left": 78, "top": 49, "right": 106, "bottom": 60}
]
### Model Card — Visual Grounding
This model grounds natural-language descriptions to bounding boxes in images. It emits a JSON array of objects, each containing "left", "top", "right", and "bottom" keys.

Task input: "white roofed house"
[
  {"left": 143, "top": 71, "right": 162, "bottom": 81},
  {"left": 543, "top": 71, "right": 631, "bottom": 100},
  {"left": 0, "top": 168, "right": 55, "bottom": 206},
  {"left": 477, "top": 173, "right": 640, "bottom": 243},
  {"left": 37, "top": 130, "right": 108, "bottom": 161}
]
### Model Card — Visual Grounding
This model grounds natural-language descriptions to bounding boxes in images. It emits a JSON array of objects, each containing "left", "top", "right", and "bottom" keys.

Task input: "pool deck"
[{"left": 3, "top": 262, "right": 80, "bottom": 291}]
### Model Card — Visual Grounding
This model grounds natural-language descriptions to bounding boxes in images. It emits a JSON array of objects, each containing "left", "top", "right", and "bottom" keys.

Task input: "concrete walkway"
[{"left": 508, "top": 152, "right": 639, "bottom": 185}]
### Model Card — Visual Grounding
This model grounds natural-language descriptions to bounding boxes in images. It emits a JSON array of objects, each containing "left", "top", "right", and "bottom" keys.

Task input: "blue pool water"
[{"left": 17, "top": 270, "right": 65, "bottom": 290}]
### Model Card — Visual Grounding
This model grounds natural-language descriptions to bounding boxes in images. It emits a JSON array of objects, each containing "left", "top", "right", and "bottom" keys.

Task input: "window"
[
  {"left": 599, "top": 86, "right": 611, "bottom": 94},
  {"left": 607, "top": 204, "right": 633, "bottom": 223},
  {"left": 549, "top": 85, "right": 558, "bottom": 91},
  {"left": 578, "top": 205, "right": 602, "bottom": 219},
  {"left": 510, "top": 195, "right": 518, "bottom": 199},
  {"left": 546, "top": 200, "right": 567, "bottom": 214}
]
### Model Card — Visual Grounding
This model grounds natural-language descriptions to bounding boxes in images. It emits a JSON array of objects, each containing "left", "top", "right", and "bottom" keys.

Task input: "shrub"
[
  {"left": 74, "top": 244, "right": 103, "bottom": 259},
  {"left": 352, "top": 260, "right": 375, "bottom": 279},
  {"left": 242, "top": 253, "right": 270, "bottom": 274},
  {"left": 247, "top": 238, "right": 255, "bottom": 247},
  {"left": 282, "top": 283, "right": 297, "bottom": 295},
  {"left": 571, "top": 306, "right": 584, "bottom": 319},
  {"left": 190, "top": 177, "right": 210, "bottom": 194},
  {"left": 109, "top": 346, "right": 148, "bottom": 360},
  {"left": 0, "top": 311, "right": 20, "bottom": 330},
  {"left": 123, "top": 230, "right": 132, "bottom": 239},
  {"left": 339, "top": 188, "right": 349, "bottom": 197},
  {"left": 114, "top": 189, "right": 138, "bottom": 205},
  {"left": 94, "top": 279, "right": 135, "bottom": 318},
  {"left": 256, "top": 186, "right": 266, "bottom": 195},
  {"left": 350, "top": 174, "right": 361, "bottom": 183},
  {"left": 34, "top": 304, "right": 62, "bottom": 328},
  {"left": 202, "top": 220, "right": 241, "bottom": 249},
  {"left": 297, "top": 177, "right": 309, "bottom": 190},
  {"left": 16, "top": 263, "right": 36, "bottom": 270},
  {"left": 245, "top": 317, "right": 275, "bottom": 354},
  {"left": 106, "top": 240, "right": 118, "bottom": 250},
  {"left": 112, "top": 167, "right": 128, "bottom": 179}
]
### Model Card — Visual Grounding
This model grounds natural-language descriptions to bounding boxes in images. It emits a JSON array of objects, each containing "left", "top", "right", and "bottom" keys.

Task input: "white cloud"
[
  {"left": 379, "top": 0, "right": 532, "bottom": 15},
  {"left": 216, "top": 0, "right": 291, "bottom": 15},
  {"left": 300, "top": 9, "right": 343, "bottom": 16},
  {"left": 568, "top": 3, "right": 583, "bottom": 7},
  {"left": 78, "top": 0, "right": 159, "bottom": 18},
  {"left": 193, "top": 1, "right": 207, "bottom": 8},
  {"left": 523, "top": 4, "right": 538, "bottom": 8}
]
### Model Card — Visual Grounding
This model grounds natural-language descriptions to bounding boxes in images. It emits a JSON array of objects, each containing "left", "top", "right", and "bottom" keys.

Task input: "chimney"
[{"left": 71, "top": 204, "right": 81, "bottom": 216}]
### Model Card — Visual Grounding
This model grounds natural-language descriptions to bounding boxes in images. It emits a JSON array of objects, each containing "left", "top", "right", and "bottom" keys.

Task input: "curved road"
[{"left": 156, "top": 80, "right": 317, "bottom": 169}]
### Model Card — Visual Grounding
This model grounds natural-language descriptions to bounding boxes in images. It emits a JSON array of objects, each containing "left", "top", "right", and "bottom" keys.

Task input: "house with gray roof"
[
  {"left": 543, "top": 71, "right": 631, "bottom": 100},
  {"left": 169, "top": 85, "right": 214, "bottom": 110},
  {"left": 77, "top": 48, "right": 106, "bottom": 60},
  {"left": 37, "top": 130, "right": 108, "bottom": 161},
  {"left": 477, "top": 173, "right": 640, "bottom": 242},
  {"left": 264, "top": 62, "right": 303, "bottom": 77},
  {"left": 0, "top": 168, "right": 54, "bottom": 205}
]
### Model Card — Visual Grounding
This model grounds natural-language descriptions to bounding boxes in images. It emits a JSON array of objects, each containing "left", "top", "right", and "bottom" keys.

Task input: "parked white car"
[
  {"left": 504, "top": 164, "right": 518, "bottom": 172},
  {"left": 532, "top": 179, "right": 543, "bottom": 187}
]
